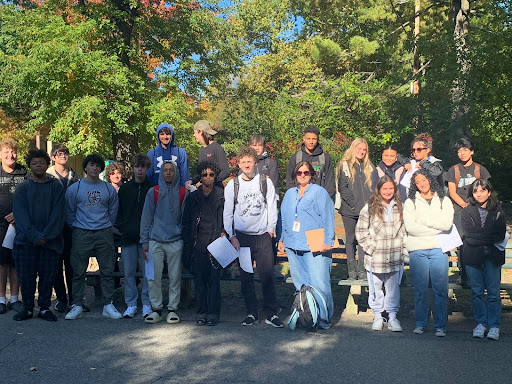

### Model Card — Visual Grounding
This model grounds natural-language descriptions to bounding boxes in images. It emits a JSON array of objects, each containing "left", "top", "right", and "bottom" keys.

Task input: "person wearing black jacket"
[
  {"left": 286, "top": 126, "right": 335, "bottom": 197},
  {"left": 117, "top": 154, "right": 155, "bottom": 319},
  {"left": 462, "top": 179, "right": 506, "bottom": 340},
  {"left": 182, "top": 161, "right": 225, "bottom": 326}
]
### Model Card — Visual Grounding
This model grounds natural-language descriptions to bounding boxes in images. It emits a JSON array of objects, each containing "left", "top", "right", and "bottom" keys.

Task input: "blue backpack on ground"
[{"left": 288, "top": 285, "right": 328, "bottom": 331}]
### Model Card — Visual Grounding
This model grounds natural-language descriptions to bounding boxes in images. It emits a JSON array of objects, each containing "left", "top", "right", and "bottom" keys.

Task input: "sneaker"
[
  {"left": 13, "top": 309, "right": 33, "bottom": 321},
  {"left": 388, "top": 318, "right": 403, "bottom": 332},
  {"left": 242, "top": 314, "right": 257, "bottom": 326},
  {"left": 435, "top": 328, "right": 447, "bottom": 337},
  {"left": 372, "top": 317, "right": 385, "bottom": 331},
  {"left": 473, "top": 324, "right": 487, "bottom": 338},
  {"left": 413, "top": 326, "right": 424, "bottom": 334},
  {"left": 487, "top": 327, "right": 500, "bottom": 341},
  {"left": 123, "top": 306, "right": 137, "bottom": 319},
  {"left": 142, "top": 305, "right": 152, "bottom": 319},
  {"left": 0, "top": 303, "right": 6, "bottom": 314},
  {"left": 8, "top": 301, "right": 24, "bottom": 312},
  {"left": 54, "top": 300, "right": 67, "bottom": 313},
  {"left": 166, "top": 311, "right": 180, "bottom": 324},
  {"left": 206, "top": 319, "right": 218, "bottom": 326},
  {"left": 103, "top": 303, "right": 122, "bottom": 319},
  {"left": 265, "top": 315, "right": 284, "bottom": 328},
  {"left": 37, "top": 310, "right": 58, "bottom": 322},
  {"left": 65, "top": 305, "right": 83, "bottom": 320}
]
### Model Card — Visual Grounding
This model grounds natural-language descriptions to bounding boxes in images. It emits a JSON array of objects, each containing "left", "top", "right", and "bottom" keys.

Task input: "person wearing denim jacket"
[
  {"left": 278, "top": 161, "right": 335, "bottom": 329},
  {"left": 404, "top": 169, "right": 454, "bottom": 337}
]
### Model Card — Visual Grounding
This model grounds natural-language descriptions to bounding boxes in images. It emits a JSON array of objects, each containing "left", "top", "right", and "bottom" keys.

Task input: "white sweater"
[
  {"left": 223, "top": 174, "right": 277, "bottom": 237},
  {"left": 403, "top": 192, "right": 454, "bottom": 252}
]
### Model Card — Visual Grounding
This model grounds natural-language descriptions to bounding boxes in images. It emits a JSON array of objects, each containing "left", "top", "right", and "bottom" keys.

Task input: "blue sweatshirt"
[
  {"left": 140, "top": 161, "right": 185, "bottom": 248},
  {"left": 279, "top": 183, "right": 335, "bottom": 251},
  {"left": 146, "top": 123, "right": 190, "bottom": 187},
  {"left": 13, "top": 178, "right": 66, "bottom": 253},
  {"left": 65, "top": 178, "right": 118, "bottom": 230}
]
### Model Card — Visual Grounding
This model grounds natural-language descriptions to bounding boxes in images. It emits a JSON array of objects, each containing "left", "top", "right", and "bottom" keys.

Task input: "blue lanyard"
[{"left": 295, "top": 188, "right": 304, "bottom": 218}]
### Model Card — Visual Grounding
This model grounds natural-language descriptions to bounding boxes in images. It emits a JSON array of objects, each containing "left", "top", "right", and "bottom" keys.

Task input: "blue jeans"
[
  {"left": 121, "top": 244, "right": 150, "bottom": 307},
  {"left": 286, "top": 248, "right": 334, "bottom": 326},
  {"left": 410, "top": 248, "right": 448, "bottom": 329},
  {"left": 465, "top": 260, "right": 502, "bottom": 328}
]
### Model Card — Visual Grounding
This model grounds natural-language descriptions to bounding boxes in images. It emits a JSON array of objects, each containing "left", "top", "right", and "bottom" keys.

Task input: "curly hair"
[
  {"left": 411, "top": 132, "right": 434, "bottom": 152},
  {"left": 236, "top": 146, "right": 258, "bottom": 162},
  {"left": 82, "top": 153, "right": 105, "bottom": 172},
  {"left": 292, "top": 161, "right": 317, "bottom": 185},
  {"left": 368, "top": 175, "right": 403, "bottom": 222},
  {"left": 26, "top": 149, "right": 50, "bottom": 167},
  {"left": 408, "top": 168, "right": 445, "bottom": 200},
  {"left": 467, "top": 179, "right": 501, "bottom": 211},
  {"left": 105, "top": 161, "right": 126, "bottom": 182},
  {"left": 196, "top": 160, "right": 219, "bottom": 179}
]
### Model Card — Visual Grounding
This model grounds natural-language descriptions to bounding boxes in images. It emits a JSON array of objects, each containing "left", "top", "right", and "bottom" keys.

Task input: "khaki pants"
[{"left": 148, "top": 240, "right": 183, "bottom": 311}]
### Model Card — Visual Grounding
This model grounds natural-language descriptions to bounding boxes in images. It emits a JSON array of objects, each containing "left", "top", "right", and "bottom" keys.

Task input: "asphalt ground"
[{"left": 1, "top": 280, "right": 512, "bottom": 384}]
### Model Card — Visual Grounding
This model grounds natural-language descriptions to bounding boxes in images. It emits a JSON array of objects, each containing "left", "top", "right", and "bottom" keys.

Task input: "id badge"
[{"left": 292, "top": 220, "right": 301, "bottom": 232}]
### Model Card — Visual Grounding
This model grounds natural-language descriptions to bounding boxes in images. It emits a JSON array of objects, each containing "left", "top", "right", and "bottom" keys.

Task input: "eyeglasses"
[
  {"left": 201, "top": 172, "right": 215, "bottom": 178},
  {"left": 296, "top": 170, "right": 311, "bottom": 177},
  {"left": 412, "top": 148, "right": 427, "bottom": 153}
]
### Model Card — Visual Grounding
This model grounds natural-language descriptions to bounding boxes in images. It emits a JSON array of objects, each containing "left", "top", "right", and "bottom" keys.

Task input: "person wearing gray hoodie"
[{"left": 140, "top": 161, "right": 187, "bottom": 324}]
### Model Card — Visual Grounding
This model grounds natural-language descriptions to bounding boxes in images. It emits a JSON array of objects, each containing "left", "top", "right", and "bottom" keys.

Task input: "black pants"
[
  {"left": 192, "top": 250, "right": 221, "bottom": 320},
  {"left": 341, "top": 215, "right": 365, "bottom": 262},
  {"left": 453, "top": 213, "right": 467, "bottom": 281},
  {"left": 53, "top": 226, "right": 73, "bottom": 303},
  {"left": 237, "top": 232, "right": 278, "bottom": 319},
  {"left": 13, "top": 245, "right": 58, "bottom": 311}
]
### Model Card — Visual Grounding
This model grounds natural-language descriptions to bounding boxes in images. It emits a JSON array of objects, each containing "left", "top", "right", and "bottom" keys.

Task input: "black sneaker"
[
  {"left": 241, "top": 314, "right": 257, "bottom": 326},
  {"left": 8, "top": 301, "right": 24, "bottom": 312},
  {"left": 82, "top": 304, "right": 91, "bottom": 312},
  {"left": 54, "top": 300, "right": 67, "bottom": 313},
  {"left": 265, "top": 315, "right": 284, "bottom": 328},
  {"left": 0, "top": 303, "right": 6, "bottom": 314},
  {"left": 13, "top": 309, "right": 33, "bottom": 321},
  {"left": 38, "top": 310, "right": 58, "bottom": 322}
]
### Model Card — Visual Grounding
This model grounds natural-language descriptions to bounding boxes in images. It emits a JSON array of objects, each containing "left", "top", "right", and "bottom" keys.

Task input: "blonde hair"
[
  {"left": 336, "top": 138, "right": 373, "bottom": 188},
  {"left": 0, "top": 138, "right": 18, "bottom": 151}
]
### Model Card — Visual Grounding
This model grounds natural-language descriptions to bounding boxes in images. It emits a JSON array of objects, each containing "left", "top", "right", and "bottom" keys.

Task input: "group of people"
[{"left": 0, "top": 124, "right": 507, "bottom": 341}]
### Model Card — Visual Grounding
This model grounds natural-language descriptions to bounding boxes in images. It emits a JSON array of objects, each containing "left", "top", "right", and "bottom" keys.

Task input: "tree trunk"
[
  {"left": 451, "top": 0, "right": 471, "bottom": 140},
  {"left": 112, "top": 132, "right": 139, "bottom": 173}
]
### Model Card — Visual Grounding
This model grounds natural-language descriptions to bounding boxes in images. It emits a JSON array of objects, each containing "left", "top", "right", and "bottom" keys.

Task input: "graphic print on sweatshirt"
[
  {"left": 457, "top": 173, "right": 477, "bottom": 188},
  {"left": 155, "top": 155, "right": 177, "bottom": 175},
  {"left": 85, "top": 190, "right": 103, "bottom": 207},
  {"left": 239, "top": 191, "right": 265, "bottom": 222}
]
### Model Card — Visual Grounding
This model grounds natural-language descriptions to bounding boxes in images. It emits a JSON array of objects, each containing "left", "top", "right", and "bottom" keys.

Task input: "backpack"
[
  {"left": 153, "top": 185, "right": 186, "bottom": 206},
  {"left": 288, "top": 285, "right": 328, "bottom": 331},
  {"left": 296, "top": 151, "right": 325, "bottom": 174},
  {"left": 233, "top": 174, "right": 267, "bottom": 208},
  {"left": 334, "top": 161, "right": 350, "bottom": 210},
  {"left": 454, "top": 163, "right": 480, "bottom": 187}
]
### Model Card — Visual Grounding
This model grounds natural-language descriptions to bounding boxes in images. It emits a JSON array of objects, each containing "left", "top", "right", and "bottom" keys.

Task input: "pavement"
[{"left": 1, "top": 282, "right": 512, "bottom": 384}]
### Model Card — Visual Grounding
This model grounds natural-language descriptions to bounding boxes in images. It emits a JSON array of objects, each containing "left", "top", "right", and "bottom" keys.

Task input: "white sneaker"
[
  {"left": 487, "top": 327, "right": 500, "bottom": 341},
  {"left": 142, "top": 305, "right": 152, "bottom": 318},
  {"left": 435, "top": 328, "right": 447, "bottom": 337},
  {"left": 388, "top": 318, "right": 403, "bottom": 332},
  {"left": 472, "top": 324, "right": 487, "bottom": 338},
  {"left": 123, "top": 306, "right": 137, "bottom": 319},
  {"left": 103, "top": 303, "right": 122, "bottom": 319},
  {"left": 65, "top": 305, "right": 83, "bottom": 320},
  {"left": 372, "top": 317, "right": 385, "bottom": 331},
  {"left": 413, "top": 326, "right": 424, "bottom": 334}
]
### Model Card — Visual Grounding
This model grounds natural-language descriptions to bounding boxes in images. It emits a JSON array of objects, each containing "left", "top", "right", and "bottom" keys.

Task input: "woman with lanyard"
[{"left": 278, "top": 161, "right": 335, "bottom": 329}]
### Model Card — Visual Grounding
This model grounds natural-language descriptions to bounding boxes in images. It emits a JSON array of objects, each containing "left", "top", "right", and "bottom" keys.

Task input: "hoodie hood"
[
  {"left": 158, "top": 160, "right": 180, "bottom": 191},
  {"left": 300, "top": 142, "right": 324, "bottom": 156},
  {"left": 258, "top": 151, "right": 269, "bottom": 161},
  {"left": 156, "top": 123, "right": 175, "bottom": 147}
]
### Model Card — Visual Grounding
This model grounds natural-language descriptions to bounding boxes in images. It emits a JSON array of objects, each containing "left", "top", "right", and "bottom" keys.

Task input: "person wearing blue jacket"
[
  {"left": 140, "top": 160, "right": 187, "bottom": 324},
  {"left": 278, "top": 161, "right": 335, "bottom": 329},
  {"left": 146, "top": 123, "right": 190, "bottom": 189},
  {"left": 12, "top": 150, "right": 66, "bottom": 321}
]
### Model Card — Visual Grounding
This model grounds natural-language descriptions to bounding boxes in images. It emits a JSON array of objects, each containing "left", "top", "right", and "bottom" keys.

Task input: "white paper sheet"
[
  {"left": 400, "top": 161, "right": 420, "bottom": 189},
  {"left": 1, "top": 224, "right": 15, "bottom": 249},
  {"left": 239, "top": 247, "right": 253, "bottom": 273},
  {"left": 207, "top": 236, "right": 239, "bottom": 268},
  {"left": 145, "top": 251, "right": 155, "bottom": 280},
  {"left": 495, "top": 232, "right": 511, "bottom": 251},
  {"left": 437, "top": 224, "right": 463, "bottom": 253}
]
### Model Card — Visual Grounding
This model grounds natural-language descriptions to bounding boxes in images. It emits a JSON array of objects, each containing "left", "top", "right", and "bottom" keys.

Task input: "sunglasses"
[
  {"left": 296, "top": 170, "right": 311, "bottom": 177},
  {"left": 412, "top": 148, "right": 427, "bottom": 153},
  {"left": 201, "top": 172, "right": 215, "bottom": 178}
]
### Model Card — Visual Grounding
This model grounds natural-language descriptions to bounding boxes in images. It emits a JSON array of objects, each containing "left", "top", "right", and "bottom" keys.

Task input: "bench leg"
[{"left": 345, "top": 285, "right": 362, "bottom": 316}]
